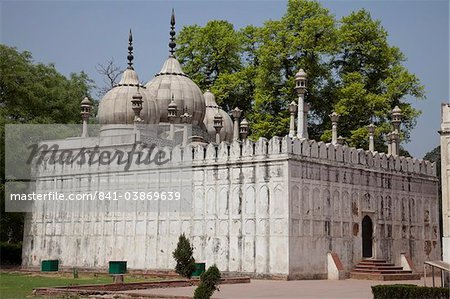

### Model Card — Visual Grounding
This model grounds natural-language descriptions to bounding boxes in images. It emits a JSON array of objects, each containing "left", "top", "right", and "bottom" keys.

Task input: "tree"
[
  {"left": 193, "top": 264, "right": 221, "bottom": 299},
  {"left": 0, "top": 45, "right": 94, "bottom": 124},
  {"left": 0, "top": 44, "right": 93, "bottom": 244},
  {"left": 175, "top": 0, "right": 424, "bottom": 152},
  {"left": 176, "top": 20, "right": 254, "bottom": 114},
  {"left": 423, "top": 145, "right": 441, "bottom": 198},
  {"left": 330, "top": 9, "right": 424, "bottom": 150},
  {"left": 96, "top": 58, "right": 124, "bottom": 97},
  {"left": 250, "top": 0, "right": 337, "bottom": 140},
  {"left": 177, "top": 21, "right": 242, "bottom": 90},
  {"left": 172, "top": 233, "right": 196, "bottom": 279}
]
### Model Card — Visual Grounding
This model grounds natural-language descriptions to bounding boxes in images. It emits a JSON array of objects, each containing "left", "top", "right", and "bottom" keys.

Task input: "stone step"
[
  {"left": 354, "top": 268, "right": 409, "bottom": 273},
  {"left": 357, "top": 264, "right": 396, "bottom": 268},
  {"left": 350, "top": 258, "right": 420, "bottom": 281},
  {"left": 358, "top": 261, "right": 393, "bottom": 266},
  {"left": 358, "top": 264, "right": 392, "bottom": 268},
  {"left": 352, "top": 269, "right": 413, "bottom": 274},
  {"left": 350, "top": 272, "right": 421, "bottom": 281},
  {"left": 361, "top": 258, "right": 388, "bottom": 262},
  {"left": 352, "top": 267, "right": 405, "bottom": 272},
  {"left": 358, "top": 260, "right": 391, "bottom": 264},
  {"left": 356, "top": 263, "right": 402, "bottom": 269}
]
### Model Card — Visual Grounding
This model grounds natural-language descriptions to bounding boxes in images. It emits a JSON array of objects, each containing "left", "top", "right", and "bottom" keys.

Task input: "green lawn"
[{"left": 0, "top": 271, "right": 163, "bottom": 298}]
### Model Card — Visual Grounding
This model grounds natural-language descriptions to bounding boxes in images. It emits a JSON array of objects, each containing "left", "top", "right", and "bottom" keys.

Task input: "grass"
[{"left": 0, "top": 271, "right": 165, "bottom": 298}]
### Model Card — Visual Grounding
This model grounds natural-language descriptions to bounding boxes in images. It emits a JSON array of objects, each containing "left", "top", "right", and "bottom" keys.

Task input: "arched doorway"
[{"left": 362, "top": 215, "right": 373, "bottom": 258}]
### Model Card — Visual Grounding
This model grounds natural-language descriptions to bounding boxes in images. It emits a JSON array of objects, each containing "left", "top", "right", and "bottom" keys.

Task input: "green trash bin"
[
  {"left": 192, "top": 262, "right": 206, "bottom": 277},
  {"left": 41, "top": 260, "right": 59, "bottom": 272},
  {"left": 108, "top": 261, "right": 127, "bottom": 274}
]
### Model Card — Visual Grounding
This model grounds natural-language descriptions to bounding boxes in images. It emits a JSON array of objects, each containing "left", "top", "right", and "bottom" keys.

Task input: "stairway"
[{"left": 350, "top": 258, "right": 421, "bottom": 281}]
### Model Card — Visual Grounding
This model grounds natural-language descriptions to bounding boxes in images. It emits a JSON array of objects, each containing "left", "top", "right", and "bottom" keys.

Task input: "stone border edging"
[{"left": 33, "top": 277, "right": 251, "bottom": 297}]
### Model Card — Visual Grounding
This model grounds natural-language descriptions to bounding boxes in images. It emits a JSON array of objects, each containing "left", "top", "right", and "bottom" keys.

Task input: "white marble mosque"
[{"left": 21, "top": 12, "right": 443, "bottom": 280}]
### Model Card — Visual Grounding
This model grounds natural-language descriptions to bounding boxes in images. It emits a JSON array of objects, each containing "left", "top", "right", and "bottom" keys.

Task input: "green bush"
[
  {"left": 0, "top": 242, "right": 22, "bottom": 265},
  {"left": 372, "top": 284, "right": 449, "bottom": 299},
  {"left": 172, "top": 233, "right": 196, "bottom": 279},
  {"left": 194, "top": 264, "right": 221, "bottom": 299}
]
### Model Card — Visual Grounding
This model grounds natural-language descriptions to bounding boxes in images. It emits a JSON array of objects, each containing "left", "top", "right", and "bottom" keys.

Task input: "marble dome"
[
  {"left": 98, "top": 68, "right": 160, "bottom": 125},
  {"left": 203, "top": 90, "right": 233, "bottom": 142},
  {"left": 98, "top": 31, "right": 159, "bottom": 125},
  {"left": 145, "top": 56, "right": 206, "bottom": 126}
]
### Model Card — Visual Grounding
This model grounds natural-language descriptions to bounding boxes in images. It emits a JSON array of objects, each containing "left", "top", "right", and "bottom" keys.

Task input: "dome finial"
[
  {"left": 127, "top": 29, "right": 134, "bottom": 70},
  {"left": 169, "top": 9, "right": 176, "bottom": 56}
]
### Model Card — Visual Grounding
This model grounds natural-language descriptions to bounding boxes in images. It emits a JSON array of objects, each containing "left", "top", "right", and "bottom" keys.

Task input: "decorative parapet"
[
  {"left": 192, "top": 136, "right": 436, "bottom": 177},
  {"left": 35, "top": 135, "right": 437, "bottom": 178}
]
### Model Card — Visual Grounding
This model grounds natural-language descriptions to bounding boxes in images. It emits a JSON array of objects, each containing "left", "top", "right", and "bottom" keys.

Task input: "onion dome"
[
  {"left": 98, "top": 30, "right": 159, "bottom": 125},
  {"left": 295, "top": 68, "right": 307, "bottom": 79},
  {"left": 203, "top": 90, "right": 233, "bottom": 142},
  {"left": 81, "top": 96, "right": 92, "bottom": 106},
  {"left": 144, "top": 9, "right": 206, "bottom": 127}
]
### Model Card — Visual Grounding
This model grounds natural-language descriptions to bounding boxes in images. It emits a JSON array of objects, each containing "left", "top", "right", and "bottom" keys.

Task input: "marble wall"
[{"left": 22, "top": 135, "right": 441, "bottom": 278}]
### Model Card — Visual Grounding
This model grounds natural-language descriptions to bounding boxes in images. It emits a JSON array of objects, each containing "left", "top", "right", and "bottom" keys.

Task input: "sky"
[{"left": 1, "top": 0, "right": 448, "bottom": 158}]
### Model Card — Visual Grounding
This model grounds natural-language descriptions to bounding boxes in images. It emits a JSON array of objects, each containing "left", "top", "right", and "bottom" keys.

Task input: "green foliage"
[
  {"left": 176, "top": 0, "right": 424, "bottom": 149},
  {"left": 0, "top": 272, "right": 164, "bottom": 298},
  {"left": 193, "top": 264, "right": 221, "bottom": 299},
  {"left": 334, "top": 10, "right": 423, "bottom": 147},
  {"left": 0, "top": 44, "right": 94, "bottom": 124},
  {"left": 251, "top": 0, "right": 337, "bottom": 139},
  {"left": 371, "top": 284, "right": 449, "bottom": 299},
  {"left": 176, "top": 20, "right": 254, "bottom": 120},
  {"left": 0, "top": 45, "right": 94, "bottom": 246},
  {"left": 424, "top": 145, "right": 442, "bottom": 196},
  {"left": 172, "top": 233, "right": 196, "bottom": 279},
  {"left": 210, "top": 67, "right": 255, "bottom": 113},
  {"left": 424, "top": 146, "right": 441, "bottom": 170},
  {"left": 0, "top": 185, "right": 24, "bottom": 244},
  {"left": 177, "top": 21, "right": 242, "bottom": 90},
  {"left": 0, "top": 242, "right": 22, "bottom": 265}
]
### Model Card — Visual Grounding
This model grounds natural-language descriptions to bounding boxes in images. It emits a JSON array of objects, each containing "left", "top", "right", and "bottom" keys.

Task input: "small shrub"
[
  {"left": 172, "top": 233, "right": 196, "bottom": 278},
  {"left": 194, "top": 264, "right": 221, "bottom": 299},
  {"left": 0, "top": 242, "right": 22, "bottom": 265},
  {"left": 371, "top": 284, "right": 449, "bottom": 299}
]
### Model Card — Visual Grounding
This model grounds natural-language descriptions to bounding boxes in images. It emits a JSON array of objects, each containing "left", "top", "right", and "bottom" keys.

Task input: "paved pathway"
[{"left": 121, "top": 277, "right": 436, "bottom": 299}]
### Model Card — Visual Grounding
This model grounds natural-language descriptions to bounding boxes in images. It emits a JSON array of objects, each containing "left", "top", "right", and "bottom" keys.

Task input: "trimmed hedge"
[
  {"left": 0, "top": 242, "right": 22, "bottom": 265},
  {"left": 372, "top": 284, "right": 449, "bottom": 299}
]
